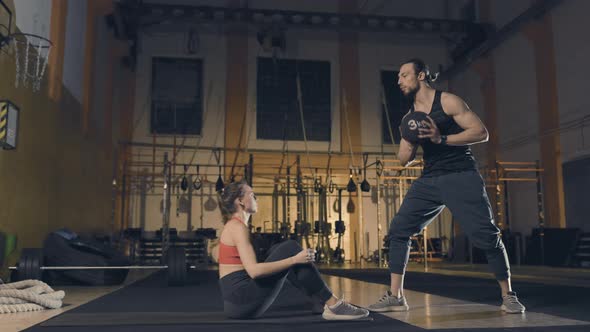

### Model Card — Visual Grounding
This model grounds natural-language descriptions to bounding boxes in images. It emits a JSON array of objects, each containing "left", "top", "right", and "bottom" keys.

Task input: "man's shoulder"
[
  {"left": 439, "top": 92, "right": 467, "bottom": 115},
  {"left": 440, "top": 91, "right": 463, "bottom": 103}
]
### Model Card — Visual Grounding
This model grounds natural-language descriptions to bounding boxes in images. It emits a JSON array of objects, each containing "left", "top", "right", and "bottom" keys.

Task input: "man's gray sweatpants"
[{"left": 387, "top": 169, "right": 510, "bottom": 280}]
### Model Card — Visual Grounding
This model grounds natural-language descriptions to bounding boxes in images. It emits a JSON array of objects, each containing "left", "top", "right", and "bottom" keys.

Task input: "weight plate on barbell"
[
  {"left": 17, "top": 248, "right": 43, "bottom": 281},
  {"left": 167, "top": 247, "right": 187, "bottom": 287}
]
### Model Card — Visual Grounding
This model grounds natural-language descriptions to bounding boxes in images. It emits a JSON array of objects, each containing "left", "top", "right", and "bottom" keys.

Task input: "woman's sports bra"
[{"left": 218, "top": 217, "right": 244, "bottom": 265}]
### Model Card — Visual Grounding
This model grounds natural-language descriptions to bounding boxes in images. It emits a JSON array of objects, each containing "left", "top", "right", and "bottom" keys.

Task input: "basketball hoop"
[{"left": 8, "top": 33, "right": 52, "bottom": 92}]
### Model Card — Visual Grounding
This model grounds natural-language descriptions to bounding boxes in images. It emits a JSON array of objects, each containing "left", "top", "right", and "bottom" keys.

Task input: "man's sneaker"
[
  {"left": 501, "top": 291, "right": 526, "bottom": 313},
  {"left": 367, "top": 290, "right": 409, "bottom": 312},
  {"left": 322, "top": 300, "right": 370, "bottom": 320}
]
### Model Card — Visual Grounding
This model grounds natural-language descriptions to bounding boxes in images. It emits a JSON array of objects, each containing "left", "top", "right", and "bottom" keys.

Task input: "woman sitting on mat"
[{"left": 218, "top": 180, "right": 369, "bottom": 320}]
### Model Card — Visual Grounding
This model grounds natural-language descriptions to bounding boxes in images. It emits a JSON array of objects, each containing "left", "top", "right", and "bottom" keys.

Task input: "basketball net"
[{"left": 9, "top": 33, "right": 52, "bottom": 92}]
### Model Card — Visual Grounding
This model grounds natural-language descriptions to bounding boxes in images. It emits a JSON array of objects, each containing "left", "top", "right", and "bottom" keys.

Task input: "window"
[
  {"left": 381, "top": 70, "right": 410, "bottom": 144},
  {"left": 256, "top": 57, "right": 331, "bottom": 141},
  {"left": 151, "top": 57, "right": 203, "bottom": 135}
]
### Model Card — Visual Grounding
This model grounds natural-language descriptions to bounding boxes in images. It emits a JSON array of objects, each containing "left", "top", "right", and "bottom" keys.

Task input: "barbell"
[{"left": 9, "top": 247, "right": 194, "bottom": 286}]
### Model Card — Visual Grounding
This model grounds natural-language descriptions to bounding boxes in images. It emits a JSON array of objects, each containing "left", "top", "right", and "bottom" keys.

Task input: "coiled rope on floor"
[{"left": 0, "top": 280, "right": 65, "bottom": 313}]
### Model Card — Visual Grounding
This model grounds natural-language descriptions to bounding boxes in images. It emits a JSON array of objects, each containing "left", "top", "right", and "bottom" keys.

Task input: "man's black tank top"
[{"left": 411, "top": 90, "right": 477, "bottom": 176}]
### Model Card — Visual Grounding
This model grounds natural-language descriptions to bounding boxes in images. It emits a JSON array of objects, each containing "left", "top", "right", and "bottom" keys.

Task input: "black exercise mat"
[
  {"left": 41, "top": 311, "right": 373, "bottom": 326},
  {"left": 26, "top": 270, "right": 416, "bottom": 332},
  {"left": 25, "top": 269, "right": 590, "bottom": 332},
  {"left": 51, "top": 270, "right": 226, "bottom": 313}
]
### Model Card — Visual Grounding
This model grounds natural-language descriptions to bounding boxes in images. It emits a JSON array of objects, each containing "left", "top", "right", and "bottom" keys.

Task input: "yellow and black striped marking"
[{"left": 0, "top": 101, "right": 8, "bottom": 142}]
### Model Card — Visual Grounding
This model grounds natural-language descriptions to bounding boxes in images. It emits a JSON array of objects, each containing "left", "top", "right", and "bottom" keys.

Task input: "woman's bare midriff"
[{"left": 219, "top": 264, "right": 245, "bottom": 279}]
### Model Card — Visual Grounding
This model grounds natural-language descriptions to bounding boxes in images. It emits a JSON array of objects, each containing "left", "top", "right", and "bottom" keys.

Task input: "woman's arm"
[{"left": 232, "top": 223, "right": 306, "bottom": 279}]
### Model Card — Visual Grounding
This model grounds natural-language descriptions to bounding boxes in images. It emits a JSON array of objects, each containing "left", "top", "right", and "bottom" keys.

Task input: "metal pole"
[
  {"left": 536, "top": 159, "right": 545, "bottom": 265},
  {"left": 9, "top": 265, "right": 202, "bottom": 270},
  {"left": 303, "top": 189, "right": 309, "bottom": 247},
  {"left": 120, "top": 140, "right": 398, "bottom": 157},
  {"left": 186, "top": 174, "right": 193, "bottom": 231},
  {"left": 272, "top": 182, "right": 278, "bottom": 233},
  {"left": 358, "top": 171, "right": 364, "bottom": 261},
  {"left": 318, "top": 188, "right": 326, "bottom": 262},
  {"left": 323, "top": 187, "right": 330, "bottom": 263},
  {"left": 120, "top": 162, "right": 127, "bottom": 236},
  {"left": 310, "top": 190, "right": 315, "bottom": 248},
  {"left": 110, "top": 148, "right": 119, "bottom": 244},
  {"left": 423, "top": 226, "right": 428, "bottom": 271},
  {"left": 247, "top": 154, "right": 254, "bottom": 187},
  {"left": 296, "top": 156, "right": 302, "bottom": 244},
  {"left": 390, "top": 181, "right": 396, "bottom": 226},
  {"left": 504, "top": 179, "right": 510, "bottom": 230},
  {"left": 376, "top": 159, "right": 382, "bottom": 267},
  {"left": 495, "top": 162, "right": 504, "bottom": 230},
  {"left": 162, "top": 153, "right": 171, "bottom": 260},
  {"left": 286, "top": 166, "right": 291, "bottom": 237},
  {"left": 152, "top": 135, "right": 156, "bottom": 190},
  {"left": 281, "top": 182, "right": 287, "bottom": 233}
]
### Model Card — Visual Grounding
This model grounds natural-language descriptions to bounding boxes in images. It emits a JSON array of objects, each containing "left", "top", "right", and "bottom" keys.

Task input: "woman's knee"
[
  {"left": 281, "top": 240, "right": 302, "bottom": 250},
  {"left": 270, "top": 240, "right": 302, "bottom": 255}
]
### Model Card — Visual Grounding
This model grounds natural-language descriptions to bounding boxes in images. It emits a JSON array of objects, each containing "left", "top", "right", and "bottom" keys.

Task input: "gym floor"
[{"left": 3, "top": 262, "right": 589, "bottom": 332}]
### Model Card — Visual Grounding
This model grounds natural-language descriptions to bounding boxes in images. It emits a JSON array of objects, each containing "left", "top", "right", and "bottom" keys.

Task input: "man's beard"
[{"left": 404, "top": 84, "right": 419, "bottom": 103}]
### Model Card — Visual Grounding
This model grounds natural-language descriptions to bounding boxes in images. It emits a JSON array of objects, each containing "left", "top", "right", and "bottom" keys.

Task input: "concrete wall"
[
  {"left": 62, "top": 0, "right": 87, "bottom": 103},
  {"left": 449, "top": 0, "right": 590, "bottom": 235},
  {"left": 13, "top": 0, "right": 51, "bottom": 40},
  {"left": 552, "top": 0, "right": 590, "bottom": 231},
  {"left": 91, "top": 15, "right": 110, "bottom": 140},
  {"left": 553, "top": 0, "right": 590, "bottom": 163}
]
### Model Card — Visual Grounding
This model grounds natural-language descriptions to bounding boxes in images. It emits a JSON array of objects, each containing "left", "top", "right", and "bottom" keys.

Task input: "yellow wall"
[{"left": 0, "top": 0, "right": 119, "bottom": 280}]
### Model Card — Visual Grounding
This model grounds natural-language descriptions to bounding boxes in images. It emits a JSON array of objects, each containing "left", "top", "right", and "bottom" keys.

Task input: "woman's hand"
[{"left": 292, "top": 248, "right": 317, "bottom": 265}]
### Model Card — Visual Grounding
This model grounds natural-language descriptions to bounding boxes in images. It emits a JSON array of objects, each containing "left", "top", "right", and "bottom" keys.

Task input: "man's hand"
[{"left": 418, "top": 116, "right": 442, "bottom": 144}]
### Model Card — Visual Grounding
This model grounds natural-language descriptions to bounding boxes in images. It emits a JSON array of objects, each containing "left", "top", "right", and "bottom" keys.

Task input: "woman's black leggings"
[{"left": 219, "top": 240, "right": 333, "bottom": 319}]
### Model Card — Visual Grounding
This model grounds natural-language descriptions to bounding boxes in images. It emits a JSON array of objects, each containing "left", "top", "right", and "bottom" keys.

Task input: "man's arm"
[
  {"left": 418, "top": 93, "right": 488, "bottom": 145},
  {"left": 398, "top": 110, "right": 419, "bottom": 166},
  {"left": 440, "top": 93, "right": 488, "bottom": 146},
  {"left": 398, "top": 137, "right": 418, "bottom": 167}
]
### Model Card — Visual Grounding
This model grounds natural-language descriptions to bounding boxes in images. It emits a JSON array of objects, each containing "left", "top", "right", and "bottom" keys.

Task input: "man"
[{"left": 368, "top": 59, "right": 525, "bottom": 314}]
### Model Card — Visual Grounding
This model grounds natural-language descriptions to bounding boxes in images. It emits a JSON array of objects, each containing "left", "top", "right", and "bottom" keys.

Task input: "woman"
[{"left": 218, "top": 180, "right": 369, "bottom": 320}]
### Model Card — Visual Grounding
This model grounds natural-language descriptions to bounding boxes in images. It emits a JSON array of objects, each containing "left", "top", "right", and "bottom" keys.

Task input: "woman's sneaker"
[
  {"left": 322, "top": 300, "right": 370, "bottom": 320},
  {"left": 367, "top": 290, "right": 409, "bottom": 312},
  {"left": 501, "top": 291, "right": 526, "bottom": 313}
]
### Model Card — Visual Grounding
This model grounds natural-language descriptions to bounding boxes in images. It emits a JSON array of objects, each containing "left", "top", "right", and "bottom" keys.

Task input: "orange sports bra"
[{"left": 218, "top": 217, "right": 243, "bottom": 265}]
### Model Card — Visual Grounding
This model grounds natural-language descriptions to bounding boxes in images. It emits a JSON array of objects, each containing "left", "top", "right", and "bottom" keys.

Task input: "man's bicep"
[
  {"left": 453, "top": 107, "right": 486, "bottom": 131},
  {"left": 444, "top": 93, "right": 485, "bottom": 130}
]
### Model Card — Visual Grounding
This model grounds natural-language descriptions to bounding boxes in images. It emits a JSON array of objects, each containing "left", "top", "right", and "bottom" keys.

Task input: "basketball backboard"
[{"left": 0, "top": 0, "right": 12, "bottom": 48}]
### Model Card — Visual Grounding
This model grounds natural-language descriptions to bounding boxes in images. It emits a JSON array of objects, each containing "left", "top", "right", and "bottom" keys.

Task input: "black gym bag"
[{"left": 43, "top": 229, "right": 130, "bottom": 286}]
